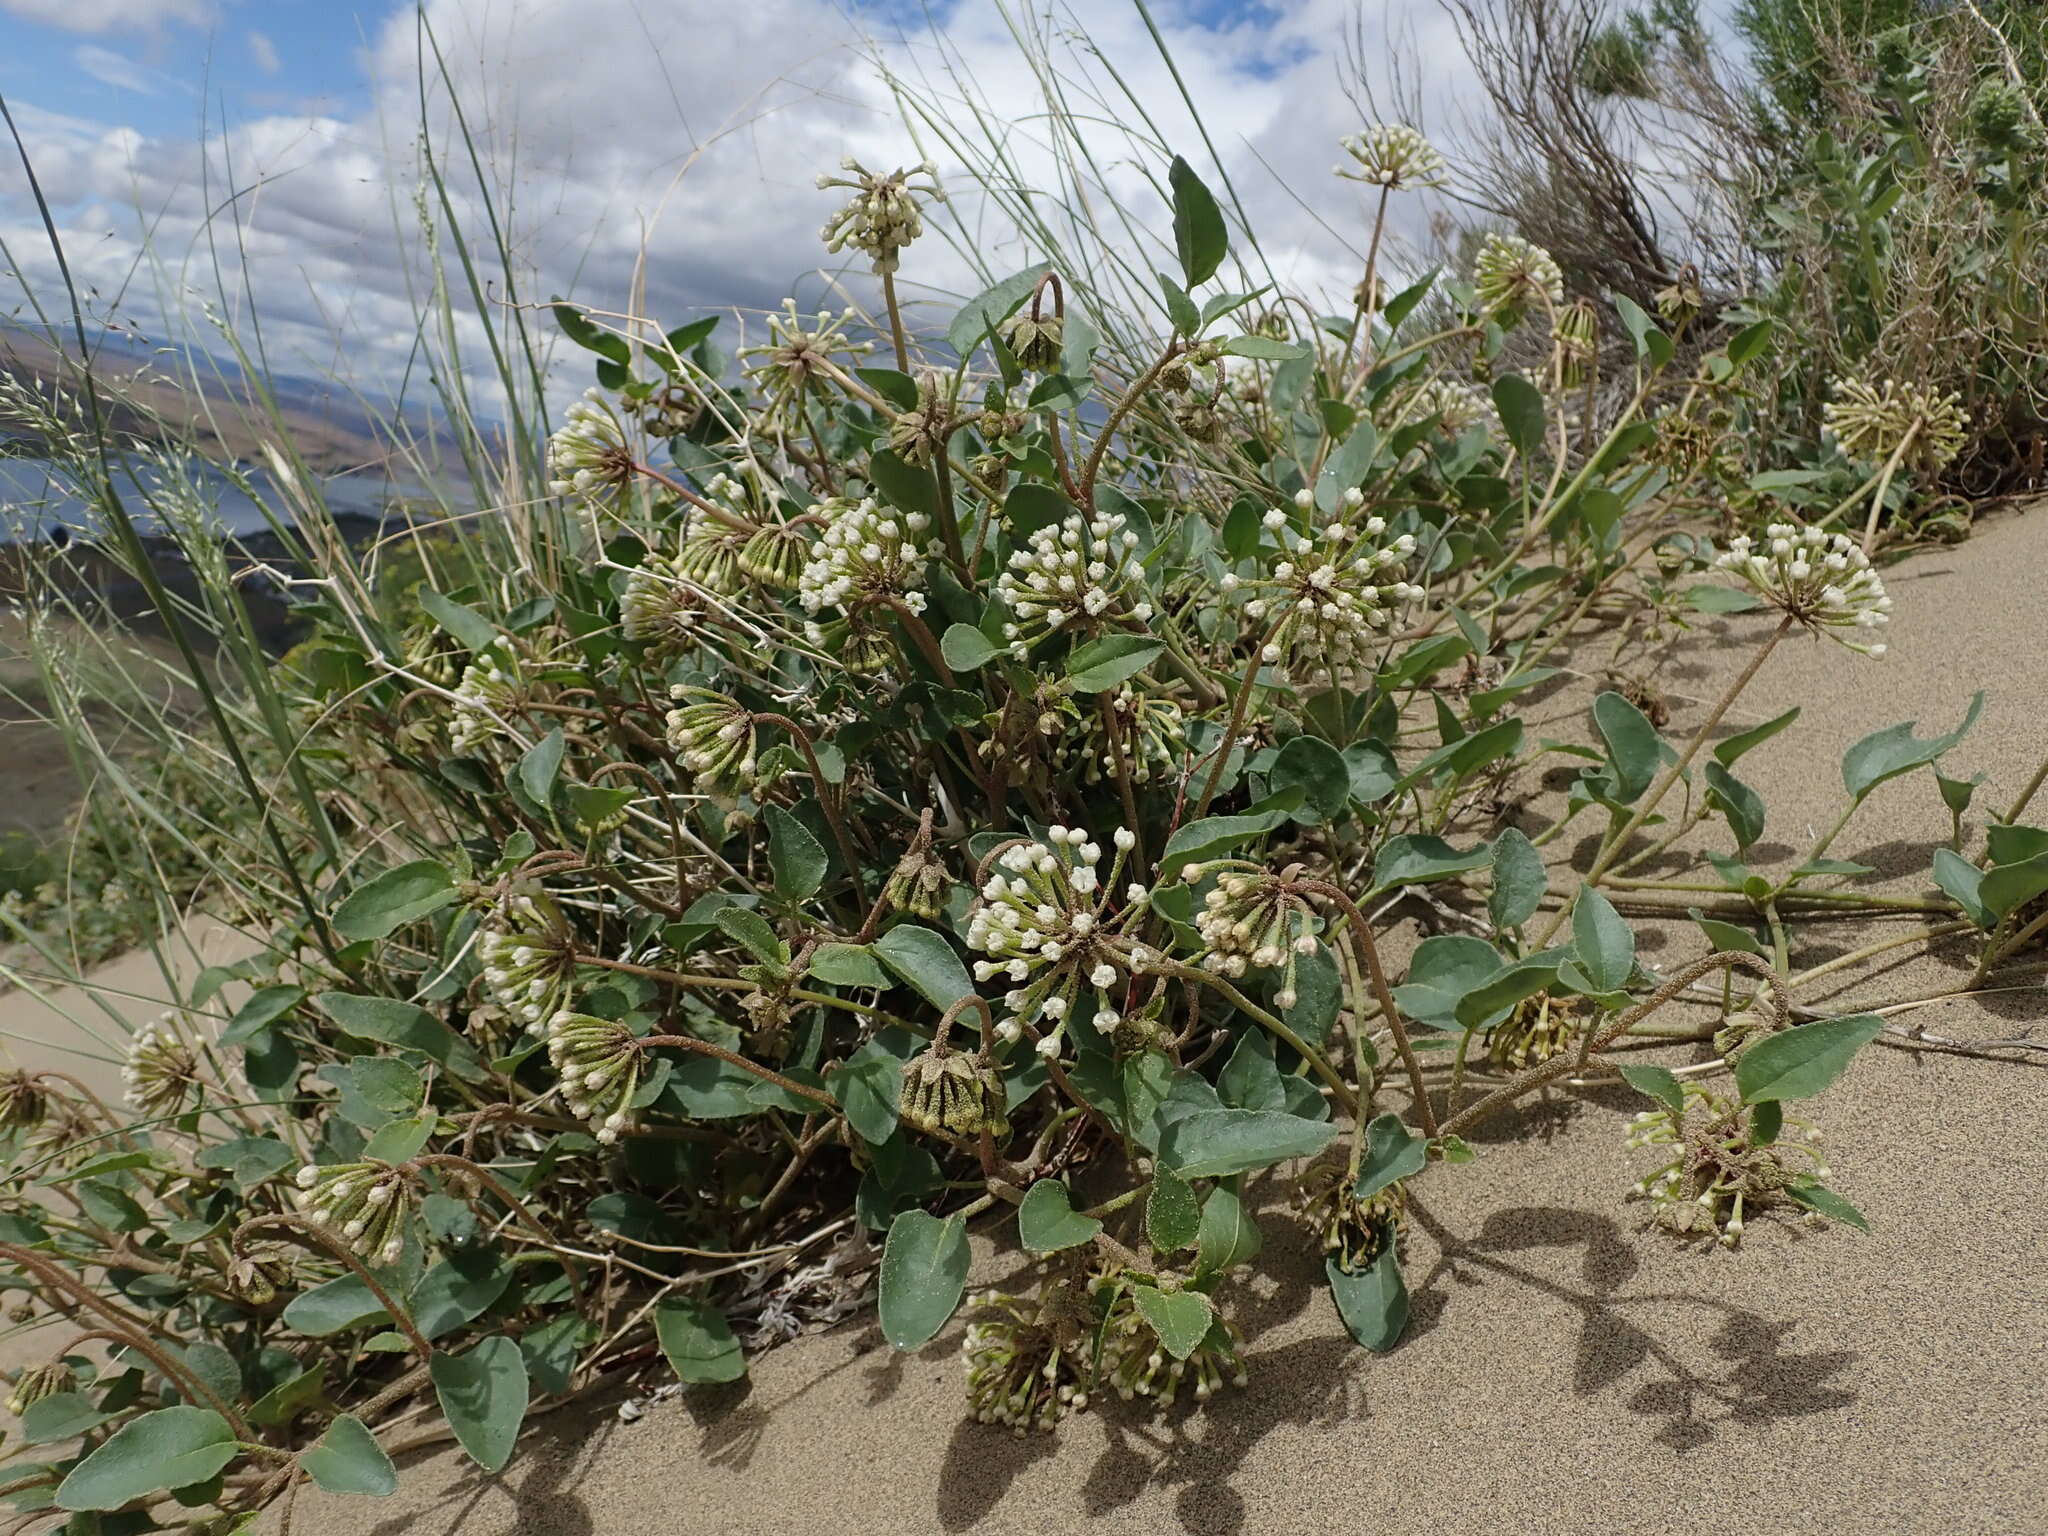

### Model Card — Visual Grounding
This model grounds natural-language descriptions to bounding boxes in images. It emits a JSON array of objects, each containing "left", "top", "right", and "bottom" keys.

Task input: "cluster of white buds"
[
  {"left": 122, "top": 1013, "right": 201, "bottom": 1118},
  {"left": 1821, "top": 376, "right": 1968, "bottom": 473},
  {"left": 1624, "top": 1084, "right": 1829, "bottom": 1249},
  {"left": 620, "top": 553, "right": 714, "bottom": 654},
  {"left": 672, "top": 473, "right": 759, "bottom": 595},
  {"left": 478, "top": 889, "right": 577, "bottom": 1030},
  {"left": 1097, "top": 1283, "right": 1247, "bottom": 1407},
  {"left": 739, "top": 300, "right": 873, "bottom": 426},
  {"left": 1335, "top": 123, "right": 1448, "bottom": 189},
  {"left": 1227, "top": 489, "right": 1422, "bottom": 680},
  {"left": 1398, "top": 376, "right": 1492, "bottom": 435},
  {"left": 295, "top": 1162, "right": 417, "bottom": 1266},
  {"left": 543, "top": 1011, "right": 643, "bottom": 1143},
  {"left": 1712, "top": 524, "right": 1891, "bottom": 654},
  {"left": 962, "top": 1287, "right": 1090, "bottom": 1434},
  {"left": 967, "top": 826, "right": 1151, "bottom": 1058},
  {"left": 664, "top": 687, "right": 758, "bottom": 795},
  {"left": 1062, "top": 683, "right": 1188, "bottom": 787},
  {"left": 546, "top": 388, "right": 637, "bottom": 517},
  {"left": 996, "top": 509, "right": 1151, "bottom": 656},
  {"left": 796, "top": 496, "right": 931, "bottom": 631},
  {"left": 1188, "top": 862, "right": 1318, "bottom": 1008},
  {"left": 816, "top": 157, "right": 944, "bottom": 275},
  {"left": 449, "top": 638, "right": 524, "bottom": 754},
  {"left": 1473, "top": 232, "right": 1564, "bottom": 324}
]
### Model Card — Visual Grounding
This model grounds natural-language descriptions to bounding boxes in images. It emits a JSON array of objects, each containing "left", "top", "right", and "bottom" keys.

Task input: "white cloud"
[
  {"left": 73, "top": 45, "right": 159, "bottom": 94},
  {"left": 247, "top": 30, "right": 281, "bottom": 76},
  {"left": 0, "top": 0, "right": 207, "bottom": 35},
  {"left": 1, "top": 0, "right": 1475, "bottom": 415}
]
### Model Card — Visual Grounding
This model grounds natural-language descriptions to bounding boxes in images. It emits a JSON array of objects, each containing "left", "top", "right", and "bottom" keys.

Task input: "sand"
[{"left": 11, "top": 509, "right": 2048, "bottom": 1534}]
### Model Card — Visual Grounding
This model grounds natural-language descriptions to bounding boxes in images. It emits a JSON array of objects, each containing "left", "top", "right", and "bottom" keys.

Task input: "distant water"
[{"left": 0, "top": 450, "right": 423, "bottom": 540}]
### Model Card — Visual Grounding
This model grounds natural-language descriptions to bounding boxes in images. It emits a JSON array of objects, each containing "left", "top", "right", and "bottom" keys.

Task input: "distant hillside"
[{"left": 0, "top": 324, "right": 472, "bottom": 478}]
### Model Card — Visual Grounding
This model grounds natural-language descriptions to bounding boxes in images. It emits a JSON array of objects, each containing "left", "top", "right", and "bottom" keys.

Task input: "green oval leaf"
[
  {"left": 1328, "top": 1246, "right": 1408, "bottom": 1354},
  {"left": 879, "top": 1209, "right": 970, "bottom": 1351},
  {"left": 764, "top": 804, "right": 829, "bottom": 903},
  {"left": 430, "top": 1337, "right": 529, "bottom": 1473},
  {"left": 1158, "top": 807, "right": 1294, "bottom": 879},
  {"left": 656, "top": 1298, "right": 747, "bottom": 1384},
  {"left": 1017, "top": 1179, "right": 1102, "bottom": 1256},
  {"left": 940, "top": 623, "right": 1000, "bottom": 672},
  {"left": 1131, "top": 1284, "right": 1215, "bottom": 1361},
  {"left": 1145, "top": 1168, "right": 1201, "bottom": 1254},
  {"left": 301, "top": 1414, "right": 398, "bottom": 1498},
  {"left": 332, "top": 860, "right": 457, "bottom": 943},
  {"left": 1488, "top": 827, "right": 1546, "bottom": 932},
  {"left": 55, "top": 1407, "right": 238, "bottom": 1511},
  {"left": 1571, "top": 888, "right": 1636, "bottom": 993},
  {"left": 872, "top": 923, "right": 974, "bottom": 1013},
  {"left": 1617, "top": 1063, "right": 1684, "bottom": 1116},
  {"left": 1734, "top": 1013, "right": 1885, "bottom": 1105},
  {"left": 1353, "top": 1113, "right": 1426, "bottom": 1202},
  {"left": 1168, "top": 154, "right": 1227, "bottom": 288},
  {"left": 1156, "top": 1108, "right": 1337, "bottom": 1179},
  {"left": 1065, "top": 634, "right": 1164, "bottom": 693},
  {"left": 1194, "top": 1184, "right": 1262, "bottom": 1278}
]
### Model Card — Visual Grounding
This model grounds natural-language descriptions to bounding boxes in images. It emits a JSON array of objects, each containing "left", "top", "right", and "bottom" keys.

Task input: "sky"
[{"left": 0, "top": 0, "right": 1521, "bottom": 415}]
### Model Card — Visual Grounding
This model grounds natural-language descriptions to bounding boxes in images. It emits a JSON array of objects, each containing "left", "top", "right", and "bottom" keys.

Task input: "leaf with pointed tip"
[
  {"left": 1735, "top": 1014, "right": 1884, "bottom": 1104},
  {"left": 301, "top": 1415, "right": 397, "bottom": 1498},
  {"left": 1131, "top": 1284, "right": 1214, "bottom": 1360},
  {"left": 1017, "top": 1179, "right": 1102, "bottom": 1255}
]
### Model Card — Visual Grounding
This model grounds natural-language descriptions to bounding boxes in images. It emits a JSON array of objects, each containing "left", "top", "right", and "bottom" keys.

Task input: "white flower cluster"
[
  {"left": 1474, "top": 232, "right": 1564, "bottom": 322},
  {"left": 295, "top": 1162, "right": 414, "bottom": 1265},
  {"left": 619, "top": 554, "right": 712, "bottom": 653},
  {"left": 1226, "top": 489, "right": 1423, "bottom": 679},
  {"left": 122, "top": 1012, "right": 199, "bottom": 1117},
  {"left": 1335, "top": 124, "right": 1448, "bottom": 189},
  {"left": 449, "top": 638, "right": 522, "bottom": 753},
  {"left": 1713, "top": 524, "right": 1891, "bottom": 654},
  {"left": 544, "top": 1011, "right": 642, "bottom": 1144},
  {"left": 816, "top": 157, "right": 944, "bottom": 275},
  {"left": 546, "top": 388, "right": 635, "bottom": 512},
  {"left": 1822, "top": 376, "right": 1968, "bottom": 472},
  {"left": 967, "top": 826, "right": 1150, "bottom": 1058},
  {"left": 479, "top": 890, "right": 576, "bottom": 1029},
  {"left": 796, "top": 496, "right": 931, "bottom": 625},
  {"left": 996, "top": 509, "right": 1151, "bottom": 656}
]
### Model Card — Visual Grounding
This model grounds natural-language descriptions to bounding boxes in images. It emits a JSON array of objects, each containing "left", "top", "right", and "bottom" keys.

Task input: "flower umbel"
[
  {"left": 1473, "top": 232, "right": 1564, "bottom": 324},
  {"left": 295, "top": 1161, "right": 418, "bottom": 1265},
  {"left": 816, "top": 158, "right": 944, "bottom": 275},
  {"left": 665, "top": 687, "right": 758, "bottom": 794},
  {"left": 967, "top": 827, "right": 1150, "bottom": 1057},
  {"left": 1821, "top": 377, "right": 1968, "bottom": 474},
  {"left": 543, "top": 1012, "right": 643, "bottom": 1144},
  {"left": 797, "top": 496, "right": 931, "bottom": 626},
  {"left": 1713, "top": 524, "right": 1891, "bottom": 654},
  {"left": 546, "top": 388, "right": 638, "bottom": 519},
  {"left": 122, "top": 1013, "right": 202, "bottom": 1118},
  {"left": 996, "top": 508, "right": 1151, "bottom": 655},
  {"left": 739, "top": 300, "right": 873, "bottom": 427},
  {"left": 1231, "top": 490, "right": 1422, "bottom": 681},
  {"left": 1335, "top": 123, "right": 1448, "bottom": 189},
  {"left": 1624, "top": 1084, "right": 1830, "bottom": 1248}
]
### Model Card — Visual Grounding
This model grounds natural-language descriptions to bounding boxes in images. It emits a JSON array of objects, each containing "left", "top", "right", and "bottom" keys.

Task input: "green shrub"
[{"left": 1, "top": 107, "right": 2032, "bottom": 1531}]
